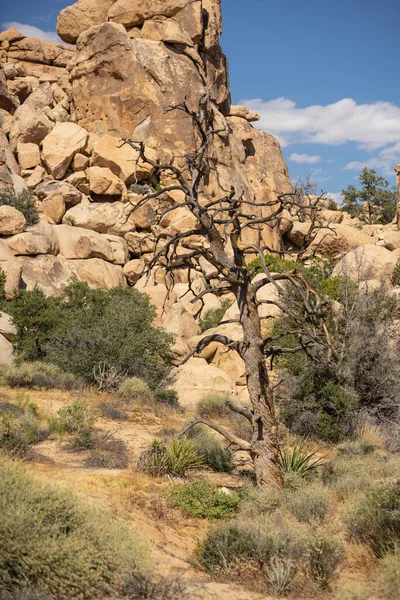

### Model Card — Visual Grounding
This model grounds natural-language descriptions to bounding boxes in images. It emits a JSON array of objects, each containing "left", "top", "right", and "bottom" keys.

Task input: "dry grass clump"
[
  {"left": 0, "top": 394, "right": 45, "bottom": 459},
  {"left": 0, "top": 458, "right": 147, "bottom": 599},
  {"left": 4, "top": 363, "right": 83, "bottom": 392},
  {"left": 137, "top": 437, "right": 203, "bottom": 478},
  {"left": 118, "top": 377, "right": 154, "bottom": 403},
  {"left": 356, "top": 421, "right": 385, "bottom": 453}
]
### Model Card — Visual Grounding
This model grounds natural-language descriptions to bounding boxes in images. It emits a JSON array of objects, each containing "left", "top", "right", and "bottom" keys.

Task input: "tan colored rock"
[
  {"left": 63, "top": 200, "right": 126, "bottom": 233},
  {"left": 107, "top": 0, "right": 190, "bottom": 27},
  {"left": 163, "top": 301, "right": 202, "bottom": 356},
  {"left": 0, "top": 28, "right": 24, "bottom": 43},
  {"left": 0, "top": 130, "right": 24, "bottom": 191},
  {"left": 0, "top": 312, "right": 17, "bottom": 341},
  {"left": 173, "top": 1, "right": 202, "bottom": 43},
  {"left": 7, "top": 78, "right": 33, "bottom": 104},
  {"left": 16, "top": 142, "right": 40, "bottom": 170},
  {"left": 141, "top": 17, "right": 194, "bottom": 46},
  {"left": 86, "top": 166, "right": 126, "bottom": 196},
  {"left": 286, "top": 221, "right": 311, "bottom": 247},
  {"left": 5, "top": 220, "right": 59, "bottom": 256},
  {"left": 36, "top": 180, "right": 84, "bottom": 206},
  {"left": 135, "top": 282, "right": 176, "bottom": 323},
  {"left": 0, "top": 109, "right": 13, "bottom": 136},
  {"left": 0, "top": 70, "right": 19, "bottom": 113},
  {"left": 172, "top": 357, "right": 238, "bottom": 410},
  {"left": 104, "top": 233, "right": 130, "bottom": 265},
  {"left": 123, "top": 258, "right": 145, "bottom": 284},
  {"left": 229, "top": 105, "right": 250, "bottom": 119},
  {"left": 160, "top": 205, "right": 197, "bottom": 233},
  {"left": 9, "top": 83, "right": 54, "bottom": 150},
  {"left": 55, "top": 224, "right": 115, "bottom": 262},
  {"left": 1, "top": 259, "right": 22, "bottom": 300},
  {"left": 67, "top": 258, "right": 126, "bottom": 289},
  {"left": 8, "top": 37, "right": 74, "bottom": 67},
  {"left": 129, "top": 201, "right": 156, "bottom": 230},
  {"left": 41, "top": 122, "right": 89, "bottom": 179},
  {"left": 0, "top": 206, "right": 26, "bottom": 235},
  {"left": 309, "top": 223, "right": 373, "bottom": 258},
  {"left": 25, "top": 165, "right": 47, "bottom": 190},
  {"left": 38, "top": 192, "right": 66, "bottom": 224},
  {"left": 125, "top": 231, "right": 155, "bottom": 255},
  {"left": 212, "top": 347, "right": 245, "bottom": 386},
  {"left": 0, "top": 333, "right": 14, "bottom": 366},
  {"left": 72, "top": 153, "right": 89, "bottom": 171},
  {"left": 91, "top": 134, "right": 154, "bottom": 183},
  {"left": 382, "top": 230, "right": 400, "bottom": 251},
  {"left": 57, "top": 0, "right": 116, "bottom": 44},
  {"left": 18, "top": 254, "right": 75, "bottom": 296},
  {"left": 64, "top": 171, "right": 90, "bottom": 195},
  {"left": 332, "top": 245, "right": 398, "bottom": 286}
]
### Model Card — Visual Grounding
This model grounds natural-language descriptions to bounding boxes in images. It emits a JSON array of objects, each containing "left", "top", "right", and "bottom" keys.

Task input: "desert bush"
[
  {"left": 0, "top": 458, "right": 146, "bottom": 598},
  {"left": 4, "top": 282, "right": 173, "bottom": 388},
  {"left": 391, "top": 258, "right": 400, "bottom": 286},
  {"left": 96, "top": 402, "right": 128, "bottom": 421},
  {"left": 171, "top": 481, "right": 240, "bottom": 520},
  {"left": 137, "top": 437, "right": 203, "bottom": 477},
  {"left": 153, "top": 388, "right": 179, "bottom": 407},
  {"left": 307, "top": 529, "right": 344, "bottom": 589},
  {"left": 0, "top": 411, "right": 42, "bottom": 459},
  {"left": 0, "top": 188, "right": 38, "bottom": 226},
  {"left": 83, "top": 431, "right": 128, "bottom": 469},
  {"left": 191, "top": 429, "right": 235, "bottom": 473},
  {"left": 278, "top": 281, "right": 400, "bottom": 441},
  {"left": 377, "top": 549, "right": 400, "bottom": 600},
  {"left": 197, "top": 393, "right": 232, "bottom": 418},
  {"left": 198, "top": 299, "right": 232, "bottom": 332},
  {"left": 285, "top": 483, "right": 332, "bottom": 523},
  {"left": 196, "top": 514, "right": 308, "bottom": 574},
  {"left": 4, "top": 362, "right": 83, "bottom": 391},
  {"left": 346, "top": 481, "right": 400, "bottom": 557},
  {"left": 50, "top": 399, "right": 95, "bottom": 436},
  {"left": 118, "top": 378, "right": 154, "bottom": 403},
  {"left": 119, "top": 570, "right": 191, "bottom": 600}
]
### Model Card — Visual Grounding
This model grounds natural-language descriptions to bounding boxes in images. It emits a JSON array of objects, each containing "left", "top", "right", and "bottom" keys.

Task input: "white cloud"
[
  {"left": 289, "top": 152, "right": 321, "bottom": 164},
  {"left": 343, "top": 141, "right": 400, "bottom": 177},
  {"left": 243, "top": 97, "right": 400, "bottom": 151},
  {"left": 326, "top": 192, "right": 343, "bottom": 205},
  {"left": 2, "top": 21, "right": 62, "bottom": 44}
]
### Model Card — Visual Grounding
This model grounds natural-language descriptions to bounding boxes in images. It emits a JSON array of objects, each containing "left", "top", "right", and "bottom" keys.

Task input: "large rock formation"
[{"left": 1, "top": 1, "right": 398, "bottom": 395}]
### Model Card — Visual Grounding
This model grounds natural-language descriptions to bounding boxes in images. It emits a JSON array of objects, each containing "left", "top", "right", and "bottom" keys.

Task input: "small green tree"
[
  {"left": 342, "top": 167, "right": 397, "bottom": 224},
  {"left": 4, "top": 281, "right": 173, "bottom": 387}
]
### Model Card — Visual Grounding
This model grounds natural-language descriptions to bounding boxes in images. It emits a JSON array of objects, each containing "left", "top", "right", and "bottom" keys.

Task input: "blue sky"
[{"left": 2, "top": 0, "right": 400, "bottom": 202}]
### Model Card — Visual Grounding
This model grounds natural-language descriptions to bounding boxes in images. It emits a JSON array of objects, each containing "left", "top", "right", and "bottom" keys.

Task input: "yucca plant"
[
  {"left": 265, "top": 557, "right": 294, "bottom": 596},
  {"left": 137, "top": 437, "right": 204, "bottom": 477},
  {"left": 279, "top": 439, "right": 325, "bottom": 478}
]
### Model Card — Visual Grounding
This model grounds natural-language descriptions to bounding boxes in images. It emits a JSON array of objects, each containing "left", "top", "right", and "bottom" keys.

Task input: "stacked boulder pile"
[{"left": 0, "top": 0, "right": 399, "bottom": 405}]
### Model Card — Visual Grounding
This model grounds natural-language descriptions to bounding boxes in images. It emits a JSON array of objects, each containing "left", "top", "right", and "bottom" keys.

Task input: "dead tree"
[{"left": 114, "top": 96, "right": 331, "bottom": 488}]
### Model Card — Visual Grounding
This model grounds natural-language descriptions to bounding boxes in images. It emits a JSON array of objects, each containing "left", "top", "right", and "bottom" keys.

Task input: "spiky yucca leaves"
[
  {"left": 137, "top": 437, "right": 204, "bottom": 477},
  {"left": 279, "top": 440, "right": 325, "bottom": 478}
]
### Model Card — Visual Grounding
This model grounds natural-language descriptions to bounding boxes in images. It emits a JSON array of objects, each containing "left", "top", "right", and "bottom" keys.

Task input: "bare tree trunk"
[{"left": 236, "top": 281, "right": 283, "bottom": 488}]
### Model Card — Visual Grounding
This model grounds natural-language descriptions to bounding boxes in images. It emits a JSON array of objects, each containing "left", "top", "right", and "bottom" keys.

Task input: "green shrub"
[
  {"left": 196, "top": 514, "right": 308, "bottom": 573},
  {"left": 171, "top": 481, "right": 240, "bottom": 520},
  {"left": 0, "top": 188, "right": 38, "bottom": 226},
  {"left": 0, "top": 411, "right": 42, "bottom": 459},
  {"left": 285, "top": 483, "right": 332, "bottom": 523},
  {"left": 0, "top": 458, "right": 146, "bottom": 598},
  {"left": 4, "top": 282, "right": 173, "bottom": 387},
  {"left": 377, "top": 549, "right": 400, "bottom": 600},
  {"left": 197, "top": 393, "right": 232, "bottom": 418},
  {"left": 246, "top": 254, "right": 299, "bottom": 276},
  {"left": 346, "top": 481, "right": 400, "bottom": 557},
  {"left": 391, "top": 259, "right": 400, "bottom": 286},
  {"left": 50, "top": 400, "right": 95, "bottom": 436},
  {"left": 118, "top": 377, "right": 154, "bottom": 402},
  {"left": 4, "top": 362, "right": 83, "bottom": 391},
  {"left": 307, "top": 530, "right": 343, "bottom": 589},
  {"left": 153, "top": 388, "right": 179, "bottom": 407},
  {"left": 137, "top": 437, "right": 203, "bottom": 477},
  {"left": 198, "top": 299, "right": 232, "bottom": 333},
  {"left": 192, "top": 429, "right": 235, "bottom": 473}
]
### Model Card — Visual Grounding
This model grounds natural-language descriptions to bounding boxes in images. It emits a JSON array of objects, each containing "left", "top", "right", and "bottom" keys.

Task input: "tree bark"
[{"left": 236, "top": 280, "right": 283, "bottom": 488}]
